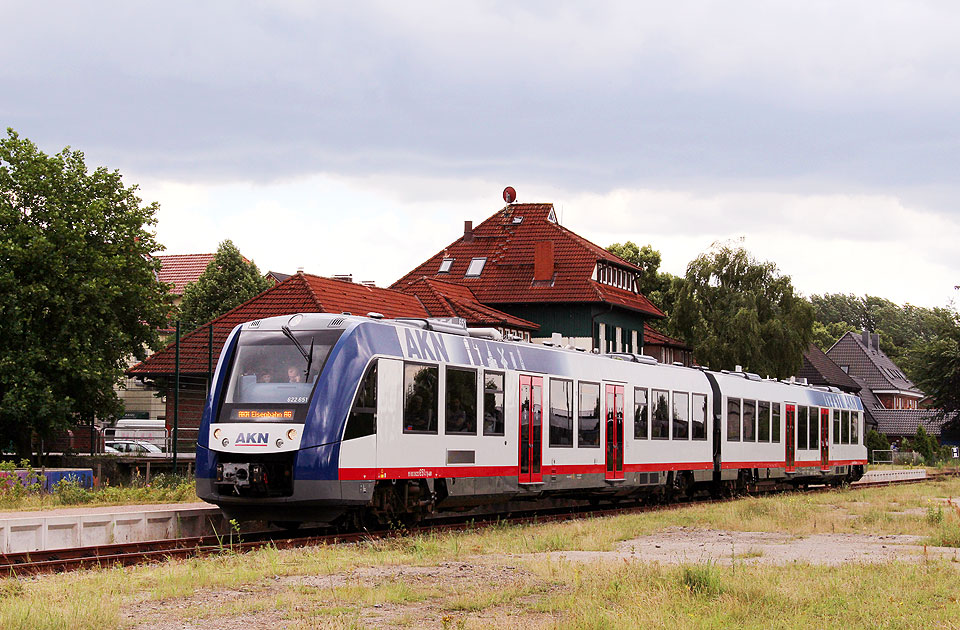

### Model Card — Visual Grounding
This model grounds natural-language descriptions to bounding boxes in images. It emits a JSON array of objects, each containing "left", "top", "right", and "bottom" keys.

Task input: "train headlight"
[
  {"left": 213, "top": 428, "right": 222, "bottom": 440},
  {"left": 276, "top": 438, "right": 284, "bottom": 448},
  {"left": 222, "top": 438, "right": 230, "bottom": 447},
  {"left": 286, "top": 428, "right": 297, "bottom": 440}
]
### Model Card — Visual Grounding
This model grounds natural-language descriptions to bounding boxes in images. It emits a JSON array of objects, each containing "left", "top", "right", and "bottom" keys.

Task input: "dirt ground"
[
  {"left": 535, "top": 525, "right": 960, "bottom": 566},
  {"left": 122, "top": 526, "right": 960, "bottom": 629}
]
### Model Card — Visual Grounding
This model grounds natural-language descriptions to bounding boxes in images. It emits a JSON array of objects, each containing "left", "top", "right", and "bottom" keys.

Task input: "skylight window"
[
  {"left": 465, "top": 257, "right": 486, "bottom": 277},
  {"left": 438, "top": 258, "right": 454, "bottom": 273}
]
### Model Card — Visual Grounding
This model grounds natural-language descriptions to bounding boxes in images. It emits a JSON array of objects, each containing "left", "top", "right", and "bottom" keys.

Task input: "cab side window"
[{"left": 345, "top": 361, "right": 377, "bottom": 440}]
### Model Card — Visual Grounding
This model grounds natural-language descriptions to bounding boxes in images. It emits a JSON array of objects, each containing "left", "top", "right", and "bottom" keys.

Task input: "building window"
[
  {"left": 483, "top": 371, "right": 504, "bottom": 436},
  {"left": 465, "top": 257, "right": 486, "bottom": 277},
  {"left": 438, "top": 258, "right": 454, "bottom": 273},
  {"left": 445, "top": 367, "right": 477, "bottom": 435},
  {"left": 549, "top": 379, "right": 574, "bottom": 447},
  {"left": 578, "top": 382, "right": 601, "bottom": 447},
  {"left": 403, "top": 363, "right": 438, "bottom": 434}
]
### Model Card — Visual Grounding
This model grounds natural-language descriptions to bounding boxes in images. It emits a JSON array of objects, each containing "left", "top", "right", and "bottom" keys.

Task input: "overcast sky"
[{"left": 4, "top": 1, "right": 959, "bottom": 307}]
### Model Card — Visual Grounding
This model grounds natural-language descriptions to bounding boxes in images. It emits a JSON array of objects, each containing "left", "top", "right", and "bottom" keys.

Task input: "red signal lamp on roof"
[{"left": 503, "top": 186, "right": 516, "bottom": 204}]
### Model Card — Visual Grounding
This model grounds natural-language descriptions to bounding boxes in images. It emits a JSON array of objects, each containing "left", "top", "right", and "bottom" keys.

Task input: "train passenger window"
[
  {"left": 833, "top": 410, "right": 841, "bottom": 445},
  {"left": 403, "top": 363, "right": 439, "bottom": 434},
  {"left": 841, "top": 410, "right": 850, "bottom": 444},
  {"left": 809, "top": 406, "right": 819, "bottom": 450},
  {"left": 797, "top": 406, "right": 808, "bottom": 450},
  {"left": 445, "top": 367, "right": 477, "bottom": 435},
  {"left": 549, "top": 379, "right": 574, "bottom": 447},
  {"left": 742, "top": 400, "right": 756, "bottom": 442},
  {"left": 634, "top": 387, "right": 649, "bottom": 439},
  {"left": 651, "top": 389, "right": 669, "bottom": 439},
  {"left": 483, "top": 372, "right": 505, "bottom": 436},
  {"left": 672, "top": 392, "right": 689, "bottom": 440},
  {"left": 344, "top": 361, "right": 377, "bottom": 440},
  {"left": 692, "top": 393, "right": 707, "bottom": 440},
  {"left": 772, "top": 403, "right": 781, "bottom": 442},
  {"left": 852, "top": 412, "right": 860, "bottom": 444},
  {"left": 578, "top": 382, "right": 601, "bottom": 447},
  {"left": 727, "top": 398, "right": 741, "bottom": 442},
  {"left": 758, "top": 401, "right": 770, "bottom": 442}
]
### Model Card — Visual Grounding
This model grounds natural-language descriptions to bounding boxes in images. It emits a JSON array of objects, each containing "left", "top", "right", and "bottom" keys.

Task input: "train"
[{"left": 196, "top": 313, "right": 867, "bottom": 526}]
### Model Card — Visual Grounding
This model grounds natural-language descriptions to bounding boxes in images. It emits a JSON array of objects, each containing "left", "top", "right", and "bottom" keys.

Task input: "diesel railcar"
[{"left": 196, "top": 313, "right": 867, "bottom": 525}]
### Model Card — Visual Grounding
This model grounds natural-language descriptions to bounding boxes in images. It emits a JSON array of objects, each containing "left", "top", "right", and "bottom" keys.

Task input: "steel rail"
[{"left": 2, "top": 472, "right": 954, "bottom": 576}]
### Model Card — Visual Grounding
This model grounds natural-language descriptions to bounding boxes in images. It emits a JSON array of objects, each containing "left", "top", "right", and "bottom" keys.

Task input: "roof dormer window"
[
  {"left": 438, "top": 258, "right": 454, "bottom": 273},
  {"left": 465, "top": 257, "right": 487, "bottom": 277},
  {"left": 595, "top": 262, "right": 638, "bottom": 292}
]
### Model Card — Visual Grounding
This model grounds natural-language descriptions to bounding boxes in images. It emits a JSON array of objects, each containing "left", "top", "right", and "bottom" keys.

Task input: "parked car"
[{"left": 105, "top": 440, "right": 165, "bottom": 456}]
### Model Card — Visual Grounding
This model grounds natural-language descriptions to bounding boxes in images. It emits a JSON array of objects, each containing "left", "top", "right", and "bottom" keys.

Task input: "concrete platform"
[
  {"left": 0, "top": 502, "right": 238, "bottom": 554},
  {"left": 855, "top": 468, "right": 928, "bottom": 484}
]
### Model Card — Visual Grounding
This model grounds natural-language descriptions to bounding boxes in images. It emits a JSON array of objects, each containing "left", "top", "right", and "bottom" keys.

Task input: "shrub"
[{"left": 53, "top": 478, "right": 93, "bottom": 505}]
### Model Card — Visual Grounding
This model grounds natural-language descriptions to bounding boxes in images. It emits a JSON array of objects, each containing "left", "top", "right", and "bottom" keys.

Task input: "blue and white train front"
[{"left": 195, "top": 313, "right": 384, "bottom": 523}]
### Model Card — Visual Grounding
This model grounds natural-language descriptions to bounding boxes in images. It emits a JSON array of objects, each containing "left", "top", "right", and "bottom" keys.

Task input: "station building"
[{"left": 390, "top": 202, "right": 687, "bottom": 359}]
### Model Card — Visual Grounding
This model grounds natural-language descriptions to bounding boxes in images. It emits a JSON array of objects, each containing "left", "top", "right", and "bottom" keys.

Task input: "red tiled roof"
[
  {"left": 643, "top": 324, "right": 689, "bottom": 350},
  {"left": 391, "top": 203, "right": 664, "bottom": 318},
  {"left": 403, "top": 278, "right": 539, "bottom": 332},
  {"left": 155, "top": 254, "right": 216, "bottom": 295},
  {"left": 129, "top": 274, "right": 430, "bottom": 376},
  {"left": 129, "top": 274, "right": 540, "bottom": 376}
]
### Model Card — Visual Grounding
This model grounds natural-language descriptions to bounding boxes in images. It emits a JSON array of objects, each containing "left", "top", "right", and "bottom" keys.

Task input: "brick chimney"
[
  {"left": 534, "top": 241, "right": 554, "bottom": 281},
  {"left": 861, "top": 330, "right": 871, "bottom": 349},
  {"left": 464, "top": 220, "right": 474, "bottom": 242},
  {"left": 871, "top": 333, "right": 880, "bottom": 351}
]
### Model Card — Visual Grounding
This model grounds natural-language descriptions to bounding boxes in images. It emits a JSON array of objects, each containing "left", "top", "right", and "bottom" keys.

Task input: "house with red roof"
[
  {"left": 392, "top": 202, "right": 672, "bottom": 357},
  {"left": 128, "top": 272, "right": 537, "bottom": 432},
  {"left": 154, "top": 253, "right": 217, "bottom": 305}
]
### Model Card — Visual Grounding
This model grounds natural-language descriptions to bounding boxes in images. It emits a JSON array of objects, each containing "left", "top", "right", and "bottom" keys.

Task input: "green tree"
[
  {"left": 179, "top": 239, "right": 272, "bottom": 331},
  {"left": 905, "top": 311, "right": 960, "bottom": 421},
  {"left": 901, "top": 425, "right": 940, "bottom": 465},
  {"left": 810, "top": 293, "right": 956, "bottom": 373},
  {"left": 670, "top": 243, "right": 813, "bottom": 377},
  {"left": 865, "top": 429, "right": 890, "bottom": 463},
  {"left": 0, "top": 129, "right": 170, "bottom": 455},
  {"left": 606, "top": 241, "right": 686, "bottom": 319}
]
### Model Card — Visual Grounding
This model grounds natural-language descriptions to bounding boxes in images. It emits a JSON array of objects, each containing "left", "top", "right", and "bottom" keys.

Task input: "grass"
[
  {"left": 0, "top": 475, "right": 197, "bottom": 513},
  {"left": 4, "top": 479, "right": 960, "bottom": 629}
]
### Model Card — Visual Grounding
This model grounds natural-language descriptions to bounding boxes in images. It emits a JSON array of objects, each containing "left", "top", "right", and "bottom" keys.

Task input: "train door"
[
  {"left": 605, "top": 384, "right": 625, "bottom": 480},
  {"left": 820, "top": 408, "right": 830, "bottom": 471},
  {"left": 785, "top": 404, "right": 796, "bottom": 473},
  {"left": 518, "top": 375, "right": 543, "bottom": 483}
]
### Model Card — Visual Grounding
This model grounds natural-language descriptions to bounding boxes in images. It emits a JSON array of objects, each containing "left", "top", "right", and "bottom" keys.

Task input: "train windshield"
[{"left": 218, "top": 328, "right": 342, "bottom": 422}]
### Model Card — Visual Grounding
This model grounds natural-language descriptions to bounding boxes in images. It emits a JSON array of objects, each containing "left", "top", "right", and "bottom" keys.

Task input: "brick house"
[
  {"left": 826, "top": 331, "right": 950, "bottom": 441},
  {"left": 127, "top": 272, "right": 537, "bottom": 433},
  {"left": 391, "top": 202, "right": 678, "bottom": 359}
]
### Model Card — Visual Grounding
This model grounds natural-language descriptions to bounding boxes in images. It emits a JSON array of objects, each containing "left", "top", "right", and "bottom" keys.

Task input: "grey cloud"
[{"left": 4, "top": 1, "right": 960, "bottom": 210}]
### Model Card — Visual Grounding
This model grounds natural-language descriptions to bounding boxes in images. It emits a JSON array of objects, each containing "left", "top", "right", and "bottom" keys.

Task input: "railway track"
[{"left": 3, "top": 471, "right": 955, "bottom": 576}]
